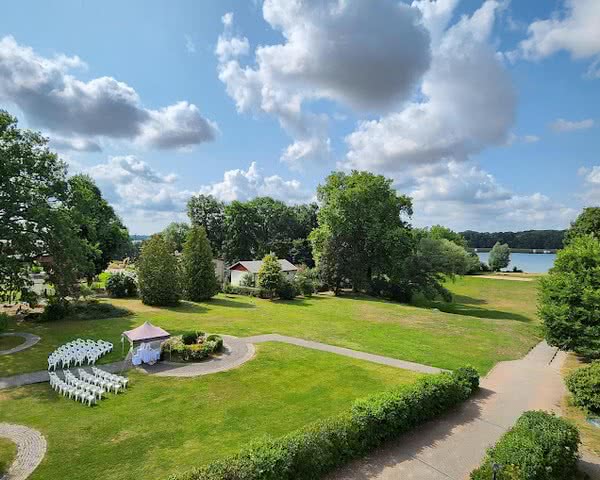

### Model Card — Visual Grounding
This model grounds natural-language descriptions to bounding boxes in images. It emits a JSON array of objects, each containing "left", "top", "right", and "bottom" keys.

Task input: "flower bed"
[{"left": 161, "top": 332, "right": 224, "bottom": 362}]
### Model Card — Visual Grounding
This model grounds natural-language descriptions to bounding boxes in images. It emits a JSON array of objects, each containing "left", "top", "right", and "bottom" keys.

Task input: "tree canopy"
[
  {"left": 181, "top": 226, "right": 219, "bottom": 301},
  {"left": 161, "top": 222, "right": 190, "bottom": 254},
  {"left": 488, "top": 242, "right": 510, "bottom": 271},
  {"left": 257, "top": 253, "right": 282, "bottom": 298},
  {"left": 565, "top": 208, "right": 600, "bottom": 244},
  {"left": 137, "top": 235, "right": 181, "bottom": 306},
  {"left": 461, "top": 230, "right": 565, "bottom": 250},
  {"left": 187, "top": 194, "right": 225, "bottom": 256}
]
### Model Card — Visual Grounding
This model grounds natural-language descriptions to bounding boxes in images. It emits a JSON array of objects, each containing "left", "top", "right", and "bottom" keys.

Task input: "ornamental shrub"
[
  {"left": 181, "top": 226, "right": 219, "bottom": 302},
  {"left": 40, "top": 297, "right": 70, "bottom": 322},
  {"left": 294, "top": 271, "right": 315, "bottom": 297},
  {"left": 106, "top": 272, "right": 138, "bottom": 298},
  {"left": 239, "top": 273, "right": 255, "bottom": 287},
  {"left": 161, "top": 333, "right": 223, "bottom": 362},
  {"left": 257, "top": 253, "right": 281, "bottom": 298},
  {"left": 566, "top": 361, "right": 600, "bottom": 414},
  {"left": 222, "top": 284, "right": 270, "bottom": 298},
  {"left": 470, "top": 411, "right": 580, "bottom": 480},
  {"left": 167, "top": 368, "right": 479, "bottom": 480},
  {"left": 137, "top": 235, "right": 181, "bottom": 306},
  {"left": 276, "top": 277, "right": 297, "bottom": 300},
  {"left": 182, "top": 331, "right": 203, "bottom": 345}
]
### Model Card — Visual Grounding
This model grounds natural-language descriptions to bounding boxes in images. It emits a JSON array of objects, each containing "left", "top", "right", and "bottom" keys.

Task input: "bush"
[
  {"left": 222, "top": 284, "right": 270, "bottom": 298},
  {"left": 257, "top": 253, "right": 281, "bottom": 298},
  {"left": 106, "top": 272, "right": 138, "bottom": 298},
  {"left": 206, "top": 334, "right": 224, "bottom": 351},
  {"left": 470, "top": 411, "right": 580, "bottom": 480},
  {"left": 181, "top": 226, "right": 219, "bottom": 302},
  {"left": 0, "top": 313, "right": 8, "bottom": 333},
  {"left": 239, "top": 273, "right": 255, "bottom": 288},
  {"left": 162, "top": 333, "right": 223, "bottom": 362},
  {"left": 294, "top": 272, "right": 315, "bottom": 297},
  {"left": 20, "top": 289, "right": 39, "bottom": 308},
  {"left": 40, "top": 297, "right": 71, "bottom": 321},
  {"left": 137, "top": 235, "right": 181, "bottom": 306},
  {"left": 276, "top": 278, "right": 297, "bottom": 300},
  {"left": 182, "top": 331, "right": 204, "bottom": 345},
  {"left": 168, "top": 368, "right": 479, "bottom": 480},
  {"left": 79, "top": 283, "right": 94, "bottom": 300},
  {"left": 566, "top": 361, "right": 600, "bottom": 414}
]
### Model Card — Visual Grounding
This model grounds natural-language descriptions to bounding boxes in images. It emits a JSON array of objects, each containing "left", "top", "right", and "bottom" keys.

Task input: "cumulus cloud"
[
  {"left": 549, "top": 118, "right": 595, "bottom": 132},
  {"left": 516, "top": 0, "right": 600, "bottom": 76},
  {"left": 184, "top": 35, "right": 196, "bottom": 54},
  {"left": 215, "top": 1, "right": 431, "bottom": 167},
  {"left": 49, "top": 135, "right": 102, "bottom": 152},
  {"left": 343, "top": 0, "right": 515, "bottom": 175},
  {"left": 198, "top": 162, "right": 313, "bottom": 204},
  {"left": 578, "top": 165, "right": 600, "bottom": 204},
  {"left": 0, "top": 35, "right": 217, "bottom": 150}
]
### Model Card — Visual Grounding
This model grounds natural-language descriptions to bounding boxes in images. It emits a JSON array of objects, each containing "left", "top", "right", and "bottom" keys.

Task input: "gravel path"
[
  {"left": 329, "top": 341, "right": 578, "bottom": 480},
  {"left": 0, "top": 423, "right": 46, "bottom": 480},
  {"left": 0, "top": 334, "right": 40, "bottom": 356},
  {"left": 244, "top": 334, "right": 447, "bottom": 374}
]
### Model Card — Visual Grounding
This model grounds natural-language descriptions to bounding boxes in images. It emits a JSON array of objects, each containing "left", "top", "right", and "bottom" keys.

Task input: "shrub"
[
  {"left": 206, "top": 334, "right": 224, "bottom": 351},
  {"left": 257, "top": 253, "right": 281, "bottom": 298},
  {"left": 106, "top": 273, "right": 138, "bottom": 298},
  {"left": 276, "top": 278, "right": 297, "bottom": 300},
  {"left": 40, "top": 297, "right": 71, "bottom": 322},
  {"left": 0, "top": 313, "right": 8, "bottom": 333},
  {"left": 162, "top": 333, "right": 223, "bottom": 362},
  {"left": 19, "top": 289, "right": 39, "bottom": 308},
  {"left": 181, "top": 226, "right": 219, "bottom": 302},
  {"left": 79, "top": 283, "right": 94, "bottom": 300},
  {"left": 137, "top": 235, "right": 181, "bottom": 306},
  {"left": 566, "top": 361, "right": 600, "bottom": 414},
  {"left": 182, "top": 331, "right": 204, "bottom": 345},
  {"left": 239, "top": 273, "right": 255, "bottom": 287},
  {"left": 222, "top": 284, "right": 270, "bottom": 298},
  {"left": 489, "top": 242, "right": 510, "bottom": 271},
  {"left": 168, "top": 368, "right": 479, "bottom": 480},
  {"left": 294, "top": 272, "right": 315, "bottom": 297},
  {"left": 470, "top": 411, "right": 580, "bottom": 480}
]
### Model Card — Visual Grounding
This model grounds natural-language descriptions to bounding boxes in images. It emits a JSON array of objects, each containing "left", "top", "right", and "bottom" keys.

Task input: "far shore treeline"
[{"left": 460, "top": 230, "right": 565, "bottom": 250}]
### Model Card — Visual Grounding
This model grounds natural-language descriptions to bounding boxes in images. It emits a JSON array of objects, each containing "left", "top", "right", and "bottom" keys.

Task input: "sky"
[{"left": 1, "top": 0, "right": 599, "bottom": 234}]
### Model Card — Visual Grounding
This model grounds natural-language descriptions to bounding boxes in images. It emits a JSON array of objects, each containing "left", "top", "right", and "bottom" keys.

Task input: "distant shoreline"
[{"left": 471, "top": 248, "right": 557, "bottom": 254}]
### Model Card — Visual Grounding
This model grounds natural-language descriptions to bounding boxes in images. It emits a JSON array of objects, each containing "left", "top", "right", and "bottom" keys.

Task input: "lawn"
[
  {"left": 0, "top": 335, "right": 25, "bottom": 351},
  {"left": 0, "top": 437, "right": 16, "bottom": 476},
  {"left": 0, "top": 276, "right": 542, "bottom": 377},
  {"left": 0, "top": 343, "right": 422, "bottom": 480}
]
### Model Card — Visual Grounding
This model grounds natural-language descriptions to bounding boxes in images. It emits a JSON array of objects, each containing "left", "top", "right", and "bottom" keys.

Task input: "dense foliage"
[
  {"left": 161, "top": 222, "right": 190, "bottom": 254},
  {"left": 276, "top": 278, "right": 297, "bottom": 300},
  {"left": 221, "top": 284, "right": 269, "bottom": 298},
  {"left": 565, "top": 207, "right": 600, "bottom": 244},
  {"left": 257, "top": 253, "right": 282, "bottom": 298},
  {"left": 538, "top": 235, "right": 600, "bottom": 358},
  {"left": 161, "top": 332, "right": 224, "bottom": 362},
  {"left": 488, "top": 242, "right": 510, "bottom": 271},
  {"left": 0, "top": 313, "right": 8, "bottom": 333},
  {"left": 181, "top": 226, "right": 219, "bottom": 302},
  {"left": 187, "top": 194, "right": 226, "bottom": 257},
  {"left": 105, "top": 272, "right": 138, "bottom": 298},
  {"left": 461, "top": 230, "right": 565, "bottom": 249},
  {"left": 566, "top": 361, "right": 600, "bottom": 414},
  {"left": 137, "top": 235, "right": 181, "bottom": 306},
  {"left": 470, "top": 411, "right": 580, "bottom": 480},
  {"left": 169, "top": 367, "right": 479, "bottom": 480}
]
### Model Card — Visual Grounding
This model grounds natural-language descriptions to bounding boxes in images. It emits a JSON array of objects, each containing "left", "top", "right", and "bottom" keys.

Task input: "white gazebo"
[{"left": 121, "top": 322, "right": 171, "bottom": 365}]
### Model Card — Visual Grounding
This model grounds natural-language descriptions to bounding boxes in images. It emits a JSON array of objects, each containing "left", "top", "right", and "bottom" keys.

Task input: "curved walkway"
[
  {"left": 0, "top": 334, "right": 40, "bottom": 356},
  {"left": 0, "top": 424, "right": 46, "bottom": 480},
  {"left": 139, "top": 336, "right": 255, "bottom": 377},
  {"left": 329, "top": 341, "right": 577, "bottom": 480}
]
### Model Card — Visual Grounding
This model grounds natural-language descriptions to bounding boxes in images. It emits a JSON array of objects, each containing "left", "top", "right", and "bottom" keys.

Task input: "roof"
[
  {"left": 228, "top": 259, "right": 298, "bottom": 274},
  {"left": 122, "top": 321, "right": 171, "bottom": 342}
]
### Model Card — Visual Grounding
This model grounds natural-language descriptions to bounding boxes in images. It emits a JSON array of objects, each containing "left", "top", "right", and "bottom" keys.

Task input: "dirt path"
[
  {"left": 476, "top": 275, "right": 534, "bottom": 282},
  {"left": 329, "top": 341, "right": 598, "bottom": 480}
]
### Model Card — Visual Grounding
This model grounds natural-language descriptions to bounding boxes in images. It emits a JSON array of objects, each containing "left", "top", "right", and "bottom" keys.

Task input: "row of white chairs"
[
  {"left": 48, "top": 339, "right": 113, "bottom": 370},
  {"left": 48, "top": 368, "right": 129, "bottom": 407},
  {"left": 49, "top": 372, "right": 98, "bottom": 407},
  {"left": 90, "top": 367, "right": 129, "bottom": 389}
]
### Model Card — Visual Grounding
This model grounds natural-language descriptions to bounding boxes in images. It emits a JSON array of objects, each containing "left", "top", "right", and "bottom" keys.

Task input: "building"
[{"left": 228, "top": 259, "right": 298, "bottom": 286}]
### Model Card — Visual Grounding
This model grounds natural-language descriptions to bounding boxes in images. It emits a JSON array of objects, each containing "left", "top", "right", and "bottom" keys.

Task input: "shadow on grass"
[
  {"left": 162, "top": 302, "right": 208, "bottom": 314},
  {"left": 417, "top": 295, "right": 532, "bottom": 322},
  {"left": 209, "top": 298, "right": 256, "bottom": 309}
]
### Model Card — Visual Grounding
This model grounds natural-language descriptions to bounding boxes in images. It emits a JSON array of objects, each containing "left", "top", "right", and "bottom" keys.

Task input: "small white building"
[{"left": 228, "top": 259, "right": 298, "bottom": 286}]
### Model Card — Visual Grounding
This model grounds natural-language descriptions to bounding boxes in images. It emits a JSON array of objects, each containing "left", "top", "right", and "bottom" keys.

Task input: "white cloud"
[
  {"left": 549, "top": 118, "right": 595, "bottom": 132},
  {"left": 198, "top": 162, "right": 313, "bottom": 204},
  {"left": 517, "top": 0, "right": 600, "bottom": 66},
  {"left": 184, "top": 35, "right": 196, "bottom": 54},
  {"left": 0, "top": 35, "right": 217, "bottom": 150},
  {"left": 343, "top": 0, "right": 515, "bottom": 175},
  {"left": 215, "top": 0, "right": 431, "bottom": 167},
  {"left": 49, "top": 135, "right": 102, "bottom": 152},
  {"left": 578, "top": 166, "right": 600, "bottom": 204}
]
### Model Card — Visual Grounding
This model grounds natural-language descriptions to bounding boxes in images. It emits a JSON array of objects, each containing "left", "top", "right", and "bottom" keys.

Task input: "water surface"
[{"left": 476, "top": 252, "right": 556, "bottom": 273}]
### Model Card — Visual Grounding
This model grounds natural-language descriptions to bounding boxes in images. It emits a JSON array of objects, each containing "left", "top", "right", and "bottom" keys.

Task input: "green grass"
[
  {"left": 0, "top": 437, "right": 16, "bottom": 476},
  {"left": 0, "top": 343, "right": 422, "bottom": 480},
  {"left": 0, "top": 335, "right": 25, "bottom": 351},
  {"left": 0, "top": 276, "right": 542, "bottom": 377}
]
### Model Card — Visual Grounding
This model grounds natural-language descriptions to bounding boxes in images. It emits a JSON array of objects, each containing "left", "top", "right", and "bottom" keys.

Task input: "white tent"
[{"left": 121, "top": 322, "right": 171, "bottom": 365}]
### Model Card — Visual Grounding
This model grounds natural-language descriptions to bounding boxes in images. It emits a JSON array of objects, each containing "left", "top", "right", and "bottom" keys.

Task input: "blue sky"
[{"left": 1, "top": 0, "right": 599, "bottom": 234}]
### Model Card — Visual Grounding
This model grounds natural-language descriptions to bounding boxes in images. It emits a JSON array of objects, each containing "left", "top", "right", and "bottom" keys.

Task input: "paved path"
[
  {"left": 0, "top": 334, "right": 40, "bottom": 356},
  {"left": 139, "top": 336, "right": 255, "bottom": 377},
  {"left": 476, "top": 275, "right": 533, "bottom": 282},
  {"left": 244, "top": 334, "right": 447, "bottom": 374},
  {"left": 0, "top": 423, "right": 46, "bottom": 480},
  {"left": 329, "top": 341, "right": 572, "bottom": 480}
]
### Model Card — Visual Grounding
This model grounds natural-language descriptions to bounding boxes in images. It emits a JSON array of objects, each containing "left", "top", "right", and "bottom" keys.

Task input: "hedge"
[
  {"left": 167, "top": 366, "right": 479, "bottom": 480},
  {"left": 222, "top": 284, "right": 270, "bottom": 298},
  {"left": 566, "top": 361, "right": 600, "bottom": 414},
  {"left": 470, "top": 411, "right": 580, "bottom": 480}
]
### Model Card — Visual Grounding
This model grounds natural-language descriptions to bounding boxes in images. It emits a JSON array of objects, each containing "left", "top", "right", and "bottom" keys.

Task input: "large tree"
[
  {"left": 161, "top": 222, "right": 190, "bottom": 253},
  {"left": 137, "top": 235, "right": 181, "bottom": 306},
  {"left": 67, "top": 174, "right": 130, "bottom": 278},
  {"left": 0, "top": 111, "right": 83, "bottom": 296},
  {"left": 187, "top": 194, "right": 225, "bottom": 256},
  {"left": 539, "top": 235, "right": 600, "bottom": 359},
  {"left": 310, "top": 171, "right": 413, "bottom": 291},
  {"left": 488, "top": 242, "right": 510, "bottom": 271},
  {"left": 181, "top": 226, "right": 219, "bottom": 301},
  {"left": 565, "top": 207, "right": 600, "bottom": 244}
]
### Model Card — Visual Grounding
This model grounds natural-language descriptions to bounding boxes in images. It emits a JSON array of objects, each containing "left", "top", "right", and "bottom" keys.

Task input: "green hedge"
[
  {"left": 566, "top": 361, "right": 600, "bottom": 414},
  {"left": 168, "top": 367, "right": 479, "bottom": 480},
  {"left": 222, "top": 284, "right": 270, "bottom": 298},
  {"left": 470, "top": 411, "right": 580, "bottom": 480}
]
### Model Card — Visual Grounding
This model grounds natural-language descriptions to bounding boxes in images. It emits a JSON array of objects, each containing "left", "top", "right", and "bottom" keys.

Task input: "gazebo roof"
[{"left": 122, "top": 321, "right": 171, "bottom": 343}]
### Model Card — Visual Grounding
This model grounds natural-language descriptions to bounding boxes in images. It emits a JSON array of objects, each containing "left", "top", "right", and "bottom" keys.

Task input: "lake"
[{"left": 476, "top": 252, "right": 556, "bottom": 273}]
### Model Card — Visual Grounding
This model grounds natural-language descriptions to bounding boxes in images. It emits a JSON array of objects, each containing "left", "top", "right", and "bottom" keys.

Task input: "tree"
[
  {"left": 181, "top": 226, "right": 219, "bottom": 301},
  {"left": 66, "top": 174, "right": 130, "bottom": 278},
  {"left": 137, "top": 235, "right": 180, "bottom": 306},
  {"left": 538, "top": 235, "right": 600, "bottom": 359},
  {"left": 565, "top": 208, "right": 600, "bottom": 244},
  {"left": 488, "top": 242, "right": 510, "bottom": 271},
  {"left": 161, "top": 222, "right": 190, "bottom": 253},
  {"left": 310, "top": 171, "right": 413, "bottom": 292},
  {"left": 428, "top": 225, "right": 468, "bottom": 249},
  {"left": 257, "top": 253, "right": 281, "bottom": 298},
  {"left": 187, "top": 194, "right": 225, "bottom": 256},
  {"left": 0, "top": 111, "right": 68, "bottom": 294}
]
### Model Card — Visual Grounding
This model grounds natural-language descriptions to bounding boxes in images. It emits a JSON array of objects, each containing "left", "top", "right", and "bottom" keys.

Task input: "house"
[{"left": 228, "top": 259, "right": 298, "bottom": 286}]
